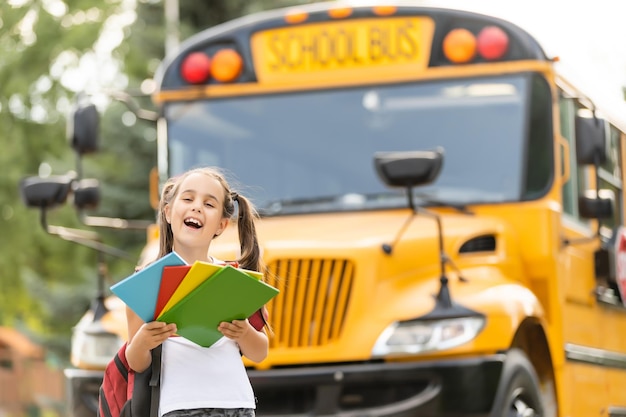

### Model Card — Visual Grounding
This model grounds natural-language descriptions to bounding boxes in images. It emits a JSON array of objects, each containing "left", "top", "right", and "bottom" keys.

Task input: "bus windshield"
[{"left": 166, "top": 74, "right": 530, "bottom": 214}]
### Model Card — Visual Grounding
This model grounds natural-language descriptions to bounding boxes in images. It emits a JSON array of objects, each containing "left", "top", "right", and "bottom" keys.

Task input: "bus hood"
[
  {"left": 216, "top": 208, "right": 520, "bottom": 260},
  {"left": 211, "top": 209, "right": 529, "bottom": 367}
]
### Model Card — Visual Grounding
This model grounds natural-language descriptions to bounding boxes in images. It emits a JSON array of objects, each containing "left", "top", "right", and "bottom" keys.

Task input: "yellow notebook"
[
  {"left": 157, "top": 265, "right": 279, "bottom": 347},
  {"left": 158, "top": 261, "right": 222, "bottom": 318}
]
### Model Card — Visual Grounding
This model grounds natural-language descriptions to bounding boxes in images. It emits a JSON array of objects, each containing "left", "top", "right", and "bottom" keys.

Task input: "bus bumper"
[
  {"left": 248, "top": 355, "right": 504, "bottom": 417},
  {"left": 61, "top": 355, "right": 506, "bottom": 417},
  {"left": 64, "top": 368, "right": 103, "bottom": 417}
]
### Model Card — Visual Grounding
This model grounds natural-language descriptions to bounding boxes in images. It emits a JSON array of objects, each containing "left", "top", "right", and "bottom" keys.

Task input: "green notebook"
[{"left": 157, "top": 265, "right": 279, "bottom": 347}]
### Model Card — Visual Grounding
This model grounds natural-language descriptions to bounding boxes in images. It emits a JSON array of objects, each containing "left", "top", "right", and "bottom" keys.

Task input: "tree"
[
  {"left": 1, "top": 0, "right": 315, "bottom": 362},
  {"left": 0, "top": 0, "right": 139, "bottom": 359}
]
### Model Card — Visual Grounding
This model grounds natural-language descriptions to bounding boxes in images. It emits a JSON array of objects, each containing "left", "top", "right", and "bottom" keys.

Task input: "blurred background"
[{"left": 0, "top": 0, "right": 625, "bottom": 415}]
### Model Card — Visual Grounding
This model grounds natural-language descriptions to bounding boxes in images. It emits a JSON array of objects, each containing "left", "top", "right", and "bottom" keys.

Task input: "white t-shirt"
[{"left": 158, "top": 336, "right": 255, "bottom": 416}]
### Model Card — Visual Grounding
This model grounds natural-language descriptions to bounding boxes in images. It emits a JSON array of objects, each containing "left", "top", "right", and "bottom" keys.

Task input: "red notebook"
[{"left": 154, "top": 265, "right": 191, "bottom": 320}]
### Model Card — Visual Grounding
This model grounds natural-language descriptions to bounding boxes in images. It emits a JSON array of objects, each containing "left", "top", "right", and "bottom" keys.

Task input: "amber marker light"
[
  {"left": 328, "top": 7, "right": 353, "bottom": 19},
  {"left": 285, "top": 9, "right": 308, "bottom": 24},
  {"left": 180, "top": 52, "right": 211, "bottom": 84},
  {"left": 443, "top": 28, "right": 477, "bottom": 64},
  {"left": 477, "top": 26, "right": 509, "bottom": 60},
  {"left": 373, "top": 6, "right": 397, "bottom": 16},
  {"left": 211, "top": 49, "right": 243, "bottom": 83}
]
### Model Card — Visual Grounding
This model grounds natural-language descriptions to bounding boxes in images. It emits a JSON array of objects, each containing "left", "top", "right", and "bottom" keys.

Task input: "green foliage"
[
  {"left": 81, "top": 100, "right": 157, "bottom": 282},
  {"left": 123, "top": 0, "right": 316, "bottom": 82},
  {"left": 1, "top": 0, "right": 317, "bottom": 361},
  {"left": 0, "top": 0, "right": 123, "bottom": 359}
]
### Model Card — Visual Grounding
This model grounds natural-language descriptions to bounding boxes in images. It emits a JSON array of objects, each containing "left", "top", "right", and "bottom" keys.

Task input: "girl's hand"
[
  {"left": 218, "top": 319, "right": 250, "bottom": 341},
  {"left": 125, "top": 306, "right": 176, "bottom": 372},
  {"left": 220, "top": 318, "right": 269, "bottom": 362},
  {"left": 134, "top": 321, "right": 177, "bottom": 350}
]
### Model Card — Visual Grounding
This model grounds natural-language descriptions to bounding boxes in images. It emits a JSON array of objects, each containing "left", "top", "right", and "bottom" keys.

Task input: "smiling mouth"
[{"left": 184, "top": 218, "right": 203, "bottom": 229}]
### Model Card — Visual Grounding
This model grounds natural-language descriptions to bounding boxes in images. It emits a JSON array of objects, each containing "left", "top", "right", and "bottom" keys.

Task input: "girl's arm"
[
  {"left": 219, "top": 319, "right": 269, "bottom": 362},
  {"left": 125, "top": 306, "right": 177, "bottom": 372}
]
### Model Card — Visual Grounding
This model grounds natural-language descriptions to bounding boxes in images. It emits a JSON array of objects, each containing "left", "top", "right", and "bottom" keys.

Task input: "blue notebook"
[{"left": 110, "top": 251, "right": 186, "bottom": 322}]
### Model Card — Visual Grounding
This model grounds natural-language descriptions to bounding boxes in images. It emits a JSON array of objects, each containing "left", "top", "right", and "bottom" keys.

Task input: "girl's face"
[{"left": 164, "top": 173, "right": 229, "bottom": 256}]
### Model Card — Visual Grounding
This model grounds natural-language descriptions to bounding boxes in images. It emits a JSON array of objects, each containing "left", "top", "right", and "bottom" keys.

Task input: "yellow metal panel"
[
  {"left": 312, "top": 261, "right": 333, "bottom": 345},
  {"left": 319, "top": 261, "right": 344, "bottom": 344},
  {"left": 270, "top": 260, "right": 288, "bottom": 347},
  {"left": 289, "top": 260, "right": 310, "bottom": 347},
  {"left": 331, "top": 261, "right": 353, "bottom": 340},
  {"left": 153, "top": 61, "right": 555, "bottom": 103},
  {"left": 300, "top": 260, "right": 322, "bottom": 347}
]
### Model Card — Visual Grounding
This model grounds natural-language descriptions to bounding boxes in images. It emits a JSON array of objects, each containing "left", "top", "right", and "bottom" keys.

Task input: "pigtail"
[
  {"left": 231, "top": 192, "right": 262, "bottom": 273},
  {"left": 230, "top": 191, "right": 272, "bottom": 335},
  {"left": 157, "top": 179, "right": 177, "bottom": 259}
]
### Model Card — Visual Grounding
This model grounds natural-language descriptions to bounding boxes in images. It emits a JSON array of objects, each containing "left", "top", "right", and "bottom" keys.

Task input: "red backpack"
[{"left": 98, "top": 343, "right": 162, "bottom": 417}]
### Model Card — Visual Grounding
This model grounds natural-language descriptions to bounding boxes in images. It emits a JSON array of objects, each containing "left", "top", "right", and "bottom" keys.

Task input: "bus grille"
[{"left": 264, "top": 258, "right": 354, "bottom": 348}]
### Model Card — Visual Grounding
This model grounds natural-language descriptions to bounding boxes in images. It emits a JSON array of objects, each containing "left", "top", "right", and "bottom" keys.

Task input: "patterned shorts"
[{"left": 163, "top": 409, "right": 254, "bottom": 417}]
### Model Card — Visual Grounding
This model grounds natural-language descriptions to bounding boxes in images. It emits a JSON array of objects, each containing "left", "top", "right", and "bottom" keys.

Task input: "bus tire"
[{"left": 490, "top": 348, "right": 545, "bottom": 417}]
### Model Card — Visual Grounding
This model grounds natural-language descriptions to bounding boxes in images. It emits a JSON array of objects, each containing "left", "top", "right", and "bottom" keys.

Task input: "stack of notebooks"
[{"left": 110, "top": 252, "right": 279, "bottom": 347}]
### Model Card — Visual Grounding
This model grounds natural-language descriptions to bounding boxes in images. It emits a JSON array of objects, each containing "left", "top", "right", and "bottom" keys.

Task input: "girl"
[{"left": 124, "top": 167, "right": 268, "bottom": 417}]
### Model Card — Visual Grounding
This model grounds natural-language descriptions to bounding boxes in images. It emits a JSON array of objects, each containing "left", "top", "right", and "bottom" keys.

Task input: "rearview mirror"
[
  {"left": 575, "top": 110, "right": 607, "bottom": 166},
  {"left": 73, "top": 179, "right": 101, "bottom": 210},
  {"left": 68, "top": 102, "right": 99, "bottom": 155},
  {"left": 578, "top": 189, "right": 614, "bottom": 219},
  {"left": 20, "top": 175, "right": 74, "bottom": 209},
  {"left": 374, "top": 148, "right": 444, "bottom": 188}
]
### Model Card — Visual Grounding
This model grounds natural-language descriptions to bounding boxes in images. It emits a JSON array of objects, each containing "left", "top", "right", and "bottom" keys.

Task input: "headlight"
[
  {"left": 372, "top": 316, "right": 485, "bottom": 357},
  {"left": 71, "top": 319, "right": 124, "bottom": 368}
]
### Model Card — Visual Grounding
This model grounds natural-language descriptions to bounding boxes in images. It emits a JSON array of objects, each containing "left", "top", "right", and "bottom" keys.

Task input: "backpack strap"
[
  {"left": 248, "top": 307, "right": 268, "bottom": 332},
  {"left": 149, "top": 344, "right": 163, "bottom": 417}
]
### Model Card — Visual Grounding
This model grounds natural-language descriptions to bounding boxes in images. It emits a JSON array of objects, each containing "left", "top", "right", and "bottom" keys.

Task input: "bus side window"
[
  {"left": 559, "top": 96, "right": 589, "bottom": 219},
  {"left": 562, "top": 97, "right": 623, "bottom": 238},
  {"left": 524, "top": 74, "right": 553, "bottom": 199},
  {"left": 597, "top": 124, "right": 623, "bottom": 237}
]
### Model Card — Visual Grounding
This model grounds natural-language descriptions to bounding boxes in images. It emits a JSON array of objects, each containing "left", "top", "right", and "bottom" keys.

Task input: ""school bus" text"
[{"left": 261, "top": 18, "right": 431, "bottom": 73}]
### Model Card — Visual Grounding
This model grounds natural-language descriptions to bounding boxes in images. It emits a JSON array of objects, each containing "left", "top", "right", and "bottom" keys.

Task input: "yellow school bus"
[{"left": 64, "top": 2, "right": 626, "bottom": 416}]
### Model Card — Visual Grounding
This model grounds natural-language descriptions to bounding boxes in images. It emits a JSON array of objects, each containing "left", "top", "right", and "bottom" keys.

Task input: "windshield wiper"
[
  {"left": 259, "top": 196, "right": 339, "bottom": 215},
  {"left": 260, "top": 192, "right": 408, "bottom": 216},
  {"left": 260, "top": 192, "right": 474, "bottom": 216},
  {"left": 417, "top": 195, "right": 474, "bottom": 215}
]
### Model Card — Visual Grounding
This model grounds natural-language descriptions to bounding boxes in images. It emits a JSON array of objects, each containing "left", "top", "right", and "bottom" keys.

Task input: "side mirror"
[
  {"left": 575, "top": 110, "right": 607, "bottom": 166},
  {"left": 73, "top": 179, "right": 101, "bottom": 210},
  {"left": 68, "top": 102, "right": 100, "bottom": 155},
  {"left": 578, "top": 189, "right": 614, "bottom": 219},
  {"left": 374, "top": 148, "right": 444, "bottom": 188},
  {"left": 20, "top": 175, "right": 74, "bottom": 209}
]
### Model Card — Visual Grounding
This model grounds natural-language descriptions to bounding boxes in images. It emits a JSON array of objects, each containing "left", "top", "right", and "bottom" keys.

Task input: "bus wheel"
[{"left": 493, "top": 349, "right": 545, "bottom": 417}]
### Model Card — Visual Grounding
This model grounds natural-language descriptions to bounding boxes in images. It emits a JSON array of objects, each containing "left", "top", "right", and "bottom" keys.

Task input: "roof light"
[
  {"left": 211, "top": 49, "right": 243, "bottom": 83},
  {"left": 477, "top": 26, "right": 509, "bottom": 60},
  {"left": 443, "top": 28, "right": 476, "bottom": 64},
  {"left": 373, "top": 6, "right": 397, "bottom": 16},
  {"left": 285, "top": 9, "right": 308, "bottom": 24},
  {"left": 328, "top": 7, "right": 353, "bottom": 19},
  {"left": 180, "top": 52, "right": 211, "bottom": 84}
]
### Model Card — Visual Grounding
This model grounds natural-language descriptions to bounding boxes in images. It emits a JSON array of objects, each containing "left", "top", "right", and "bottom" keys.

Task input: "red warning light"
[
  {"left": 180, "top": 52, "right": 211, "bottom": 84},
  {"left": 477, "top": 26, "right": 509, "bottom": 61}
]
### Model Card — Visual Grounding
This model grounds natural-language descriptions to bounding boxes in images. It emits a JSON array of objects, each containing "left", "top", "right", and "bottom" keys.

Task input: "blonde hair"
[{"left": 157, "top": 167, "right": 261, "bottom": 272}]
